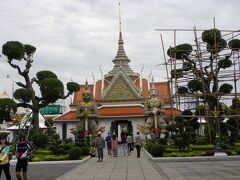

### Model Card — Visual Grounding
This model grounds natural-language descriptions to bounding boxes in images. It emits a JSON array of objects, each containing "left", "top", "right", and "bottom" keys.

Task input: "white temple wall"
[{"left": 55, "top": 122, "right": 78, "bottom": 140}]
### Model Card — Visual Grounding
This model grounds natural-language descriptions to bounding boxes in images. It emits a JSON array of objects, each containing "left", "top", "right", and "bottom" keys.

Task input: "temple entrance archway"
[{"left": 110, "top": 120, "right": 133, "bottom": 140}]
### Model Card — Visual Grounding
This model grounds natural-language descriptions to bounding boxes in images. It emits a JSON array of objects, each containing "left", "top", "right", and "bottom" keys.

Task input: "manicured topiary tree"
[
  {"left": 0, "top": 98, "right": 17, "bottom": 123},
  {"left": 69, "top": 147, "right": 82, "bottom": 160},
  {"left": 1, "top": 41, "right": 80, "bottom": 133},
  {"left": 167, "top": 29, "right": 237, "bottom": 110},
  {"left": 166, "top": 110, "right": 199, "bottom": 152},
  {"left": 167, "top": 29, "right": 238, "bottom": 143},
  {"left": 150, "top": 144, "right": 165, "bottom": 157}
]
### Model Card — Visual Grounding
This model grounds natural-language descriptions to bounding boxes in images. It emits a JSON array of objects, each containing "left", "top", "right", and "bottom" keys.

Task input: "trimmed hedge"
[
  {"left": 150, "top": 144, "right": 165, "bottom": 157},
  {"left": 69, "top": 147, "right": 82, "bottom": 160},
  {"left": 190, "top": 144, "right": 215, "bottom": 150},
  {"left": 34, "top": 149, "right": 52, "bottom": 155}
]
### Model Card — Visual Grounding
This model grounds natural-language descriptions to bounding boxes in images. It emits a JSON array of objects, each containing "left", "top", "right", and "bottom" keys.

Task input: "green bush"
[
  {"left": 191, "top": 144, "right": 215, "bottom": 150},
  {"left": 81, "top": 147, "right": 90, "bottom": 155},
  {"left": 48, "top": 145, "right": 65, "bottom": 155},
  {"left": 165, "top": 147, "right": 179, "bottom": 153},
  {"left": 158, "top": 138, "right": 168, "bottom": 145},
  {"left": 32, "top": 133, "right": 49, "bottom": 148},
  {"left": 202, "top": 150, "right": 214, "bottom": 156},
  {"left": 44, "top": 155, "right": 68, "bottom": 161},
  {"left": 165, "top": 152, "right": 196, "bottom": 157},
  {"left": 31, "top": 156, "right": 41, "bottom": 162},
  {"left": 69, "top": 147, "right": 82, "bottom": 160},
  {"left": 63, "top": 143, "right": 74, "bottom": 153},
  {"left": 145, "top": 143, "right": 154, "bottom": 152},
  {"left": 150, "top": 144, "right": 165, "bottom": 157},
  {"left": 235, "top": 148, "right": 240, "bottom": 155},
  {"left": 195, "top": 138, "right": 208, "bottom": 145},
  {"left": 34, "top": 149, "right": 52, "bottom": 155}
]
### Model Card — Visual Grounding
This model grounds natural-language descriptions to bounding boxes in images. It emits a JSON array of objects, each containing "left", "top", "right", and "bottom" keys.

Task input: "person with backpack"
[
  {"left": 15, "top": 135, "right": 33, "bottom": 180},
  {"left": 105, "top": 132, "right": 112, "bottom": 156},
  {"left": 0, "top": 136, "right": 11, "bottom": 180},
  {"left": 134, "top": 132, "right": 142, "bottom": 158},
  {"left": 95, "top": 132, "right": 105, "bottom": 162}
]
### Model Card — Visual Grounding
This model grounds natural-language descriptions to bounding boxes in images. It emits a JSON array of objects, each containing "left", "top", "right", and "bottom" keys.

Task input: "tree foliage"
[
  {"left": 166, "top": 110, "right": 199, "bottom": 152},
  {"left": 1, "top": 41, "right": 80, "bottom": 132},
  {"left": 166, "top": 28, "right": 238, "bottom": 111},
  {"left": 0, "top": 98, "right": 17, "bottom": 123}
]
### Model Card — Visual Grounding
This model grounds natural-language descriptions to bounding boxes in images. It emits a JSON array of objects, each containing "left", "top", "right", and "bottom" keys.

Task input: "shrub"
[
  {"left": 48, "top": 145, "right": 65, "bottom": 155},
  {"left": 220, "top": 143, "right": 229, "bottom": 149},
  {"left": 195, "top": 138, "right": 208, "bottom": 145},
  {"left": 63, "top": 143, "right": 74, "bottom": 153},
  {"left": 31, "top": 156, "right": 41, "bottom": 162},
  {"left": 223, "top": 150, "right": 232, "bottom": 156},
  {"left": 69, "top": 147, "right": 82, "bottom": 160},
  {"left": 34, "top": 149, "right": 52, "bottom": 155},
  {"left": 145, "top": 143, "right": 154, "bottom": 152},
  {"left": 81, "top": 147, "right": 90, "bottom": 155},
  {"left": 32, "top": 133, "right": 48, "bottom": 148},
  {"left": 150, "top": 144, "right": 165, "bottom": 157},
  {"left": 44, "top": 155, "right": 68, "bottom": 161},
  {"left": 235, "top": 148, "right": 240, "bottom": 155},
  {"left": 158, "top": 138, "right": 168, "bottom": 145},
  {"left": 202, "top": 150, "right": 214, "bottom": 156},
  {"left": 191, "top": 144, "right": 215, "bottom": 150}
]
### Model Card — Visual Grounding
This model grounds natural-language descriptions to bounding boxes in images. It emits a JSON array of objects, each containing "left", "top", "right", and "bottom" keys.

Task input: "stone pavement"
[
  {"left": 156, "top": 160, "right": 240, "bottom": 180},
  {"left": 56, "top": 149, "right": 163, "bottom": 180}
]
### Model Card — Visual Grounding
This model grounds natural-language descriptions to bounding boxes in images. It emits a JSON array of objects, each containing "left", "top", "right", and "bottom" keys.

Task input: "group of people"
[
  {"left": 95, "top": 131, "right": 142, "bottom": 162},
  {"left": 0, "top": 135, "right": 33, "bottom": 180}
]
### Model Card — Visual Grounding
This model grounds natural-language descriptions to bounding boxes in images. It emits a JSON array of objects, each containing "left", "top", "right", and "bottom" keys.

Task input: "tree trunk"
[{"left": 32, "top": 110, "right": 40, "bottom": 133}]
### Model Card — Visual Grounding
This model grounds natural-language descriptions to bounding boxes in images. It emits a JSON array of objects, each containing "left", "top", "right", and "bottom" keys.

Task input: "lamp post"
[{"left": 205, "top": 103, "right": 221, "bottom": 152}]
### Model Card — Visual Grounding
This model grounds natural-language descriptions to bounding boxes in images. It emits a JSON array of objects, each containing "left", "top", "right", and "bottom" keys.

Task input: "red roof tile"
[
  {"left": 53, "top": 110, "right": 78, "bottom": 121},
  {"left": 98, "top": 105, "right": 144, "bottom": 116}
]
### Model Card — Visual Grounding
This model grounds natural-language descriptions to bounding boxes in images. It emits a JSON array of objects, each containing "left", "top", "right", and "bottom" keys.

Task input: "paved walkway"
[
  {"left": 156, "top": 161, "right": 240, "bottom": 180},
  {"left": 56, "top": 149, "right": 162, "bottom": 180}
]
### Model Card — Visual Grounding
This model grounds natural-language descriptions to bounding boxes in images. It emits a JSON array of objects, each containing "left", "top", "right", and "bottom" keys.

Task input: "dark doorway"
[
  {"left": 62, "top": 123, "right": 67, "bottom": 142},
  {"left": 110, "top": 120, "right": 133, "bottom": 139}
]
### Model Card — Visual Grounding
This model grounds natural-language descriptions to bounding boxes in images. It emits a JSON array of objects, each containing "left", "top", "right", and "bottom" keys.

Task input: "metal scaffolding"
[{"left": 157, "top": 26, "right": 240, "bottom": 111}]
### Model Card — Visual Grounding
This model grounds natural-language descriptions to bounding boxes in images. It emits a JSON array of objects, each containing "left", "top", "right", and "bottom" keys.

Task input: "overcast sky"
[{"left": 0, "top": 0, "right": 240, "bottom": 102}]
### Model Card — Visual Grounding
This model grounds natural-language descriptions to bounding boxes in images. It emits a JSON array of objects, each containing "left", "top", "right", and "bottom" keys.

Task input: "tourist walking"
[
  {"left": 121, "top": 133, "right": 129, "bottom": 156},
  {"left": 105, "top": 132, "right": 112, "bottom": 156},
  {"left": 15, "top": 135, "right": 33, "bottom": 180},
  {"left": 95, "top": 132, "right": 105, "bottom": 162},
  {"left": 135, "top": 132, "right": 142, "bottom": 158},
  {"left": 126, "top": 134, "right": 133, "bottom": 153},
  {"left": 111, "top": 134, "right": 118, "bottom": 157},
  {"left": 0, "top": 136, "right": 11, "bottom": 180}
]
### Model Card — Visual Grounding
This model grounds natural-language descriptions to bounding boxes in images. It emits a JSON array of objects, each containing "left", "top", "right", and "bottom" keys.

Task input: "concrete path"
[
  {"left": 57, "top": 149, "right": 162, "bottom": 180},
  {"left": 156, "top": 160, "right": 240, "bottom": 180}
]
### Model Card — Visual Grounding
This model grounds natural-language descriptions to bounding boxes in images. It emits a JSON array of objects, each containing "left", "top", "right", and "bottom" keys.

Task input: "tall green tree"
[{"left": 1, "top": 41, "right": 80, "bottom": 133}]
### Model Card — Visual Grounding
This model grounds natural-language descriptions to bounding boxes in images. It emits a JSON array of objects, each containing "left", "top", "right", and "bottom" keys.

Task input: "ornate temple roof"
[
  {"left": 104, "top": 8, "right": 139, "bottom": 82},
  {"left": 101, "top": 66, "right": 142, "bottom": 101}
]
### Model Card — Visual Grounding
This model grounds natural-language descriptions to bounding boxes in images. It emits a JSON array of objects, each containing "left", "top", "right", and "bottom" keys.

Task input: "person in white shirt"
[
  {"left": 126, "top": 134, "right": 133, "bottom": 153},
  {"left": 134, "top": 132, "right": 142, "bottom": 158}
]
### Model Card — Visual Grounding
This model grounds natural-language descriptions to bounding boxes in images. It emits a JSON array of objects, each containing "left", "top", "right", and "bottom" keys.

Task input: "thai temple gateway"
[{"left": 53, "top": 6, "right": 181, "bottom": 141}]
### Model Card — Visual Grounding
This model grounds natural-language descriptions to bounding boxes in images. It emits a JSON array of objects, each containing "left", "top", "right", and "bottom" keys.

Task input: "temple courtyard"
[{"left": 4, "top": 149, "right": 240, "bottom": 180}]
